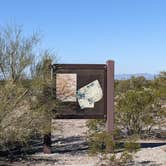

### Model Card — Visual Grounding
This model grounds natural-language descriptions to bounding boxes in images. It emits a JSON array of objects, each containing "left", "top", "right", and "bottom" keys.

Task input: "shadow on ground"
[
  {"left": 0, "top": 135, "right": 166, "bottom": 166},
  {"left": 0, "top": 135, "right": 165, "bottom": 158},
  {"left": 0, "top": 135, "right": 88, "bottom": 157}
]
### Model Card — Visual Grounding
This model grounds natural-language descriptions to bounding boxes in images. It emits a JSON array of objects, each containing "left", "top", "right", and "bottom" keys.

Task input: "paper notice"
[
  {"left": 56, "top": 74, "right": 77, "bottom": 102},
  {"left": 76, "top": 80, "right": 103, "bottom": 109}
]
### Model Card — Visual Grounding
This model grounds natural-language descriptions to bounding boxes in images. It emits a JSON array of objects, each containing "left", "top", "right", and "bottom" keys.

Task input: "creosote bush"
[
  {"left": 115, "top": 75, "right": 165, "bottom": 136},
  {"left": 86, "top": 74, "right": 165, "bottom": 165},
  {"left": 116, "top": 88, "right": 160, "bottom": 135},
  {"left": 0, "top": 24, "right": 57, "bottom": 152},
  {"left": 86, "top": 119, "right": 140, "bottom": 166}
]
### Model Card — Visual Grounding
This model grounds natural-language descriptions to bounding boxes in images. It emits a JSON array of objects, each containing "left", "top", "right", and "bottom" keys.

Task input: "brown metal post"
[
  {"left": 43, "top": 59, "right": 52, "bottom": 154},
  {"left": 106, "top": 60, "right": 114, "bottom": 135},
  {"left": 43, "top": 132, "right": 51, "bottom": 154}
]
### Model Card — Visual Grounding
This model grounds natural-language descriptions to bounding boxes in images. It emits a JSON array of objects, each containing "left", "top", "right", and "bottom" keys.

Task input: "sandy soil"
[{"left": 0, "top": 119, "right": 166, "bottom": 166}]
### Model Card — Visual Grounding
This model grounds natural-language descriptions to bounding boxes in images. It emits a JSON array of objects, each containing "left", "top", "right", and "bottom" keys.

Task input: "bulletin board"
[{"left": 52, "top": 64, "right": 107, "bottom": 119}]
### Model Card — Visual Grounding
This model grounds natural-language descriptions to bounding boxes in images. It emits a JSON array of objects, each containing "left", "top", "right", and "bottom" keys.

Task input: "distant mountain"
[{"left": 115, "top": 73, "right": 156, "bottom": 80}]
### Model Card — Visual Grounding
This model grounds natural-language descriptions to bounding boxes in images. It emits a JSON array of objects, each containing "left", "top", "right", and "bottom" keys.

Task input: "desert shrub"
[
  {"left": 115, "top": 76, "right": 150, "bottom": 95},
  {"left": 153, "top": 71, "right": 166, "bottom": 99},
  {"left": 115, "top": 75, "right": 165, "bottom": 136},
  {"left": 88, "top": 131, "right": 115, "bottom": 155},
  {"left": 0, "top": 24, "right": 57, "bottom": 152},
  {"left": 87, "top": 75, "right": 165, "bottom": 165},
  {"left": 153, "top": 71, "right": 166, "bottom": 129},
  {"left": 115, "top": 88, "right": 161, "bottom": 135},
  {"left": 86, "top": 119, "right": 140, "bottom": 166}
]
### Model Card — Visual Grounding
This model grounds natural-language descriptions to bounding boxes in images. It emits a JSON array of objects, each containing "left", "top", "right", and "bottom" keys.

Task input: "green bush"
[
  {"left": 115, "top": 75, "right": 165, "bottom": 136},
  {"left": 87, "top": 75, "right": 165, "bottom": 165},
  {"left": 0, "top": 24, "right": 57, "bottom": 152},
  {"left": 86, "top": 120, "right": 140, "bottom": 166},
  {"left": 116, "top": 88, "right": 160, "bottom": 135}
]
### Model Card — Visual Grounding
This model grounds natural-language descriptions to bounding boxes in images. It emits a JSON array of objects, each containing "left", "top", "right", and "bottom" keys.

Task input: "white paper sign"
[{"left": 76, "top": 80, "right": 103, "bottom": 109}]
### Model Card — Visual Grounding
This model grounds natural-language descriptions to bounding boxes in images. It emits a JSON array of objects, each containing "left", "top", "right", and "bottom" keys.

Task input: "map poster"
[{"left": 56, "top": 73, "right": 77, "bottom": 102}]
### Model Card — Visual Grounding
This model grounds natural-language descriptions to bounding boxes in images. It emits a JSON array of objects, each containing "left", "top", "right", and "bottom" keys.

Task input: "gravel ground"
[
  {"left": 0, "top": 119, "right": 165, "bottom": 166},
  {"left": 134, "top": 145, "right": 166, "bottom": 166}
]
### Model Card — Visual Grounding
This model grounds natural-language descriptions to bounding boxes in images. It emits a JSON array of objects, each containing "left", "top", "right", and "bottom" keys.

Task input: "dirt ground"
[{"left": 0, "top": 119, "right": 166, "bottom": 166}]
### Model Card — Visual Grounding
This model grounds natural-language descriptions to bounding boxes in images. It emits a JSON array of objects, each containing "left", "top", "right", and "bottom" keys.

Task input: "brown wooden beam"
[
  {"left": 43, "top": 133, "right": 51, "bottom": 154},
  {"left": 106, "top": 60, "right": 114, "bottom": 135}
]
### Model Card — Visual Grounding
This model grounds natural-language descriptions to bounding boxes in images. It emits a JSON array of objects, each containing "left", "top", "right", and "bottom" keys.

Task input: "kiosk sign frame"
[{"left": 43, "top": 60, "right": 114, "bottom": 153}]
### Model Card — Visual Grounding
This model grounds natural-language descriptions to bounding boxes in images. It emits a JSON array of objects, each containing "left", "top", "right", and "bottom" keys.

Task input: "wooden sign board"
[
  {"left": 43, "top": 60, "right": 114, "bottom": 154},
  {"left": 52, "top": 64, "right": 107, "bottom": 119},
  {"left": 52, "top": 60, "right": 112, "bottom": 119}
]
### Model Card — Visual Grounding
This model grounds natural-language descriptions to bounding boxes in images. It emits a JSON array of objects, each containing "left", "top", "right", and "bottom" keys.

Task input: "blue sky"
[{"left": 0, "top": 0, "right": 166, "bottom": 74}]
